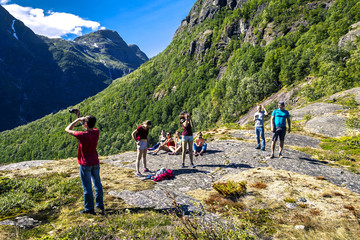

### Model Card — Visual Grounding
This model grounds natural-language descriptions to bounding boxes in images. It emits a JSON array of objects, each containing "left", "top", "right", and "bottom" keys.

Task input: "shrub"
[{"left": 213, "top": 181, "right": 247, "bottom": 200}]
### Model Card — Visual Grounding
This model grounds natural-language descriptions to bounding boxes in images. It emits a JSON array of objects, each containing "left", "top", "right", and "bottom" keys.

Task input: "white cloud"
[
  {"left": 0, "top": 0, "right": 11, "bottom": 5},
  {"left": 2, "top": 4, "right": 101, "bottom": 38}
]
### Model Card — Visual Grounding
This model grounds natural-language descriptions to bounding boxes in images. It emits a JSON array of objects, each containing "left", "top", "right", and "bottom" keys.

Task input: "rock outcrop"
[{"left": 339, "top": 22, "right": 360, "bottom": 48}]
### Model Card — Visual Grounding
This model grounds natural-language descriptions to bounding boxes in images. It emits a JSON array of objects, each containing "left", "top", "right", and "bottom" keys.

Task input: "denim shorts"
[
  {"left": 272, "top": 127, "right": 287, "bottom": 141},
  {"left": 137, "top": 141, "right": 148, "bottom": 150},
  {"left": 181, "top": 135, "right": 193, "bottom": 142}
]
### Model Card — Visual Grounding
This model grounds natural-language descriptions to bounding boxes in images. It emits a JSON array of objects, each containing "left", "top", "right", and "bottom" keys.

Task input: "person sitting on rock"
[
  {"left": 168, "top": 131, "right": 182, "bottom": 155},
  {"left": 193, "top": 132, "right": 207, "bottom": 156},
  {"left": 148, "top": 129, "right": 166, "bottom": 151},
  {"left": 270, "top": 101, "right": 291, "bottom": 158},
  {"left": 254, "top": 104, "right": 268, "bottom": 151},
  {"left": 151, "top": 132, "right": 175, "bottom": 155}
]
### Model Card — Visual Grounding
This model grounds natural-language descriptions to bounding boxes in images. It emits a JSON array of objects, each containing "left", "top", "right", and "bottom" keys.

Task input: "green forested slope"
[{"left": 1, "top": 0, "right": 359, "bottom": 162}]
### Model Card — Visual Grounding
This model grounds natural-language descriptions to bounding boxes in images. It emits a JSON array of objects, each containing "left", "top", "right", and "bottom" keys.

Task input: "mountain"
[
  {"left": 0, "top": 0, "right": 359, "bottom": 162},
  {"left": 0, "top": 5, "right": 148, "bottom": 132}
]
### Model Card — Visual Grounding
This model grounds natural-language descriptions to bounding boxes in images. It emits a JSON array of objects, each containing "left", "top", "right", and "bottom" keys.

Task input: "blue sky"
[{"left": 0, "top": 0, "right": 196, "bottom": 57}]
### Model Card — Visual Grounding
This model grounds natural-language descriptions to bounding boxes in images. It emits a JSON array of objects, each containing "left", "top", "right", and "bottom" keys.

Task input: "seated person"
[
  {"left": 169, "top": 131, "right": 182, "bottom": 155},
  {"left": 151, "top": 132, "right": 175, "bottom": 154},
  {"left": 148, "top": 129, "right": 166, "bottom": 151},
  {"left": 193, "top": 132, "right": 207, "bottom": 156}
]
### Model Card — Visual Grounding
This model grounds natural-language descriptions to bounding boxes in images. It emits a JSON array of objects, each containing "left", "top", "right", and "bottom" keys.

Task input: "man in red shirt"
[{"left": 65, "top": 115, "right": 104, "bottom": 215}]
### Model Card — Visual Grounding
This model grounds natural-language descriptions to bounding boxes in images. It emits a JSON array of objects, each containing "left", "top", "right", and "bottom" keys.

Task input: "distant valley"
[{"left": 0, "top": 5, "right": 148, "bottom": 132}]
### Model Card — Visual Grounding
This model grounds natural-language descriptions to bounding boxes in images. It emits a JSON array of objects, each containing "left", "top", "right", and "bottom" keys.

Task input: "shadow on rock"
[
  {"left": 299, "top": 157, "right": 329, "bottom": 165},
  {"left": 201, "top": 149, "right": 223, "bottom": 155},
  {"left": 172, "top": 168, "right": 210, "bottom": 176},
  {"left": 197, "top": 163, "right": 253, "bottom": 169}
]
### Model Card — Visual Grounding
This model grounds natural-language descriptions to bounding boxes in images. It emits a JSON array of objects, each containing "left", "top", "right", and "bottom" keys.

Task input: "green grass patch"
[
  {"left": 321, "top": 135, "right": 360, "bottom": 156},
  {"left": 213, "top": 181, "right": 247, "bottom": 200},
  {"left": 0, "top": 173, "right": 82, "bottom": 218}
]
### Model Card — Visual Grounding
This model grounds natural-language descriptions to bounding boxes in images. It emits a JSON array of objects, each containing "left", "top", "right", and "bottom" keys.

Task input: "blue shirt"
[{"left": 272, "top": 109, "right": 289, "bottom": 128}]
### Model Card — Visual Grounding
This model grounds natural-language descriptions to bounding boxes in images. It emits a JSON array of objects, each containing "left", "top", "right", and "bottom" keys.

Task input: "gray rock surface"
[
  {"left": 290, "top": 103, "right": 343, "bottom": 121},
  {"left": 339, "top": 21, "right": 360, "bottom": 47},
  {"left": 104, "top": 132, "right": 360, "bottom": 211},
  {"left": 305, "top": 115, "right": 346, "bottom": 137},
  {"left": 325, "top": 87, "right": 360, "bottom": 104},
  {"left": 0, "top": 160, "right": 52, "bottom": 171},
  {"left": 0, "top": 216, "right": 41, "bottom": 229}
]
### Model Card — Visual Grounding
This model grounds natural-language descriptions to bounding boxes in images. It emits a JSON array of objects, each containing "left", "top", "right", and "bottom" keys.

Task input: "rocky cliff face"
[{"left": 0, "top": 6, "right": 148, "bottom": 132}]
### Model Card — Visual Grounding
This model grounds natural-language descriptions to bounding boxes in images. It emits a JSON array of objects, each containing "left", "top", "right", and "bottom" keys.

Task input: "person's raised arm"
[
  {"left": 65, "top": 117, "right": 86, "bottom": 135},
  {"left": 264, "top": 107, "right": 268, "bottom": 116}
]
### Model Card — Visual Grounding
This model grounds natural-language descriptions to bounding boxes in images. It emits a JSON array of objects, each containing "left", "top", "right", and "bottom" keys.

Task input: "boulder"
[
  {"left": 290, "top": 103, "right": 343, "bottom": 121},
  {"left": 305, "top": 115, "right": 346, "bottom": 137}
]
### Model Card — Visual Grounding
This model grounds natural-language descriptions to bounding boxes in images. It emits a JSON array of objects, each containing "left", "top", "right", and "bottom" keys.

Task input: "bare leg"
[
  {"left": 175, "top": 146, "right": 182, "bottom": 153},
  {"left": 182, "top": 141, "right": 187, "bottom": 165},
  {"left": 271, "top": 141, "right": 276, "bottom": 157},
  {"left": 136, "top": 149, "right": 141, "bottom": 172},
  {"left": 279, "top": 140, "right": 284, "bottom": 154},
  {"left": 188, "top": 141, "right": 194, "bottom": 165},
  {"left": 142, "top": 149, "right": 147, "bottom": 169}
]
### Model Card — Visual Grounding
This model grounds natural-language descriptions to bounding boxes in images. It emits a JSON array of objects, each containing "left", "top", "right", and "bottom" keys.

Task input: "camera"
[{"left": 69, "top": 108, "right": 79, "bottom": 114}]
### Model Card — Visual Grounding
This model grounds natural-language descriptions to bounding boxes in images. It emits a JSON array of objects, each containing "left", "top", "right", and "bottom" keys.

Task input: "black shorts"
[{"left": 272, "top": 127, "right": 287, "bottom": 141}]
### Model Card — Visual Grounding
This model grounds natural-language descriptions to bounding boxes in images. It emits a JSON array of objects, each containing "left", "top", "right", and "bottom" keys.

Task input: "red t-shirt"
[
  {"left": 73, "top": 129, "right": 100, "bottom": 166},
  {"left": 167, "top": 138, "right": 175, "bottom": 147},
  {"left": 136, "top": 125, "right": 148, "bottom": 141}
]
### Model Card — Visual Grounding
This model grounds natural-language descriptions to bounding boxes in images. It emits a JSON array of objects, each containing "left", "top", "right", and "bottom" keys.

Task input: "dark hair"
[
  {"left": 143, "top": 120, "right": 151, "bottom": 126},
  {"left": 86, "top": 115, "right": 96, "bottom": 128}
]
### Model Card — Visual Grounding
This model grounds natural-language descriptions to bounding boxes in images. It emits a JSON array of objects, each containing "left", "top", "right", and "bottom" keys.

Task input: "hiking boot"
[
  {"left": 261, "top": 148, "right": 265, "bottom": 151},
  {"left": 96, "top": 207, "right": 105, "bottom": 215},
  {"left": 255, "top": 146, "right": 261, "bottom": 149},
  {"left": 79, "top": 209, "right": 96, "bottom": 215}
]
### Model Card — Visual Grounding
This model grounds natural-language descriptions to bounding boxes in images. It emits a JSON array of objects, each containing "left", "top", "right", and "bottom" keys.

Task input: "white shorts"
[{"left": 137, "top": 141, "right": 148, "bottom": 150}]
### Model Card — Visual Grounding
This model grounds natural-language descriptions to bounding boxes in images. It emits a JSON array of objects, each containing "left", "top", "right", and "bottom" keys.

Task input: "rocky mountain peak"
[{"left": 74, "top": 29, "right": 128, "bottom": 47}]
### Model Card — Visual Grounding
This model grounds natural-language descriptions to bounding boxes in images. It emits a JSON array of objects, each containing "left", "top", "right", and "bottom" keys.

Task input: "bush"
[{"left": 213, "top": 181, "right": 247, "bottom": 200}]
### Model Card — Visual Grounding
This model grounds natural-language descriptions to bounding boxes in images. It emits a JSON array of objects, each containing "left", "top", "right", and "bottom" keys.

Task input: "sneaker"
[
  {"left": 279, "top": 152, "right": 283, "bottom": 158},
  {"left": 168, "top": 152, "right": 175, "bottom": 155},
  {"left": 181, "top": 163, "right": 186, "bottom": 168},
  {"left": 261, "top": 148, "right": 265, "bottom": 151},
  {"left": 199, "top": 151, "right": 204, "bottom": 156},
  {"left": 255, "top": 146, "right": 261, "bottom": 149},
  {"left": 190, "top": 164, "right": 196, "bottom": 168},
  {"left": 147, "top": 148, "right": 154, "bottom": 151},
  {"left": 79, "top": 209, "right": 96, "bottom": 215},
  {"left": 143, "top": 168, "right": 150, "bottom": 173},
  {"left": 194, "top": 152, "right": 199, "bottom": 157},
  {"left": 270, "top": 154, "right": 274, "bottom": 159},
  {"left": 135, "top": 171, "right": 142, "bottom": 177}
]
